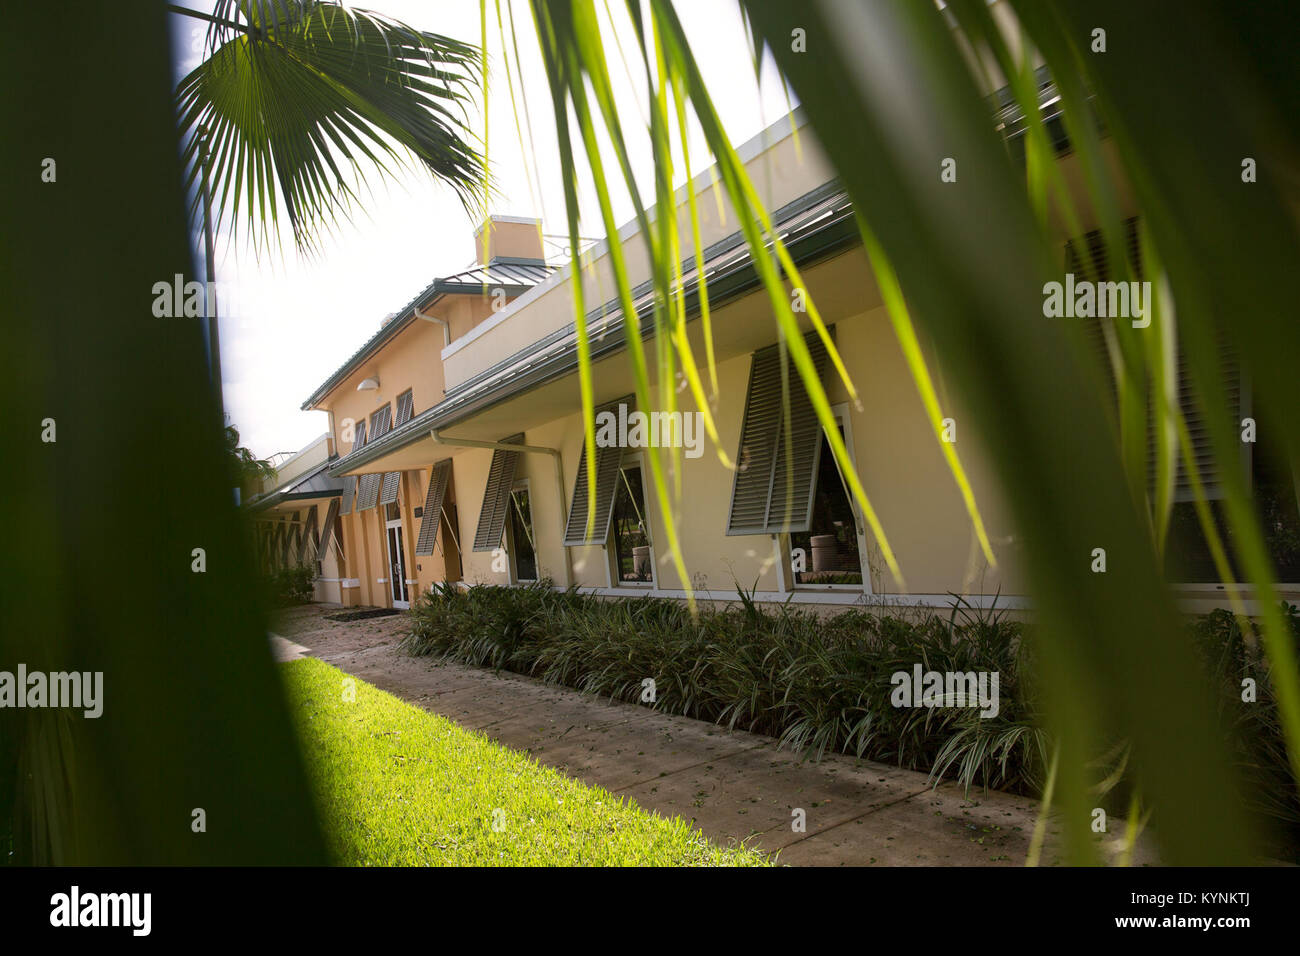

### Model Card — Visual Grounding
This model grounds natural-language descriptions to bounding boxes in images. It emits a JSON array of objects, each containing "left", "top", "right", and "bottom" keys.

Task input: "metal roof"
[
  {"left": 328, "top": 179, "right": 861, "bottom": 479},
  {"left": 301, "top": 256, "right": 555, "bottom": 411},
  {"left": 244, "top": 461, "right": 345, "bottom": 514},
  {"left": 432, "top": 258, "right": 554, "bottom": 292}
]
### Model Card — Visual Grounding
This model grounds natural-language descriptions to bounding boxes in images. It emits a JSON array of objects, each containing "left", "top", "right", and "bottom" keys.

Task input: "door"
[{"left": 385, "top": 517, "right": 409, "bottom": 608}]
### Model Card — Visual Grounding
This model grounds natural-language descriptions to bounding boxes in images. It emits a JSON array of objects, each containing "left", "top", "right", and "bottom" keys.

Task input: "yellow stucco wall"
[
  {"left": 437, "top": 296, "right": 1023, "bottom": 601},
  {"left": 315, "top": 286, "right": 532, "bottom": 608}
]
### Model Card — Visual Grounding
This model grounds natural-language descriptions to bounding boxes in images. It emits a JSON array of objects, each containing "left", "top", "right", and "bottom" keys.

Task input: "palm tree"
[
  {"left": 169, "top": 1, "right": 486, "bottom": 255},
  {"left": 166, "top": 0, "right": 486, "bottom": 443}
]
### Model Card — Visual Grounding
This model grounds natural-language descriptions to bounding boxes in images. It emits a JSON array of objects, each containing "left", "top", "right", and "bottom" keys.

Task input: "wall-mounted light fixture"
[{"left": 357, "top": 376, "right": 380, "bottom": 391}]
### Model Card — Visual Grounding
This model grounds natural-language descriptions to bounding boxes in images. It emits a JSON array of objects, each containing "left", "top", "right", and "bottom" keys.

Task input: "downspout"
[
  {"left": 429, "top": 428, "right": 574, "bottom": 588},
  {"left": 415, "top": 304, "right": 451, "bottom": 348}
]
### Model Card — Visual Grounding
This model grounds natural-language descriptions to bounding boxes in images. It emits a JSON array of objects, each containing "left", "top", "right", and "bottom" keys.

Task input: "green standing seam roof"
[
  {"left": 324, "top": 182, "right": 859, "bottom": 484},
  {"left": 301, "top": 259, "right": 555, "bottom": 411}
]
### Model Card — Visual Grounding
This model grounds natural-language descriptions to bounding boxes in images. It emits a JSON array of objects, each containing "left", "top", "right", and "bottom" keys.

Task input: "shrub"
[
  {"left": 402, "top": 582, "right": 1040, "bottom": 790},
  {"left": 399, "top": 584, "right": 1299, "bottom": 851},
  {"left": 263, "top": 565, "right": 316, "bottom": 607}
]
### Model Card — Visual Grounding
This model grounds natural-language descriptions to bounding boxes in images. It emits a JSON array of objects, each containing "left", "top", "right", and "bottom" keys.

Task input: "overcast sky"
[{"left": 171, "top": 0, "right": 793, "bottom": 460}]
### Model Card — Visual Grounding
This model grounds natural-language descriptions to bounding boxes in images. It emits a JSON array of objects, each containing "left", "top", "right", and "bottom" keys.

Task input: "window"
[
  {"left": 610, "top": 460, "right": 653, "bottom": 585},
  {"left": 1164, "top": 406, "right": 1300, "bottom": 584},
  {"left": 472, "top": 434, "right": 524, "bottom": 552},
  {"left": 394, "top": 388, "right": 415, "bottom": 426},
  {"left": 507, "top": 481, "right": 538, "bottom": 582},
  {"left": 726, "top": 330, "right": 833, "bottom": 536},
  {"left": 789, "top": 415, "right": 864, "bottom": 587}
]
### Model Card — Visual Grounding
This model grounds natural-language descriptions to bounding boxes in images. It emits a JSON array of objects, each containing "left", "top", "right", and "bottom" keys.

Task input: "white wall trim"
[{"left": 564, "top": 584, "right": 1029, "bottom": 610}]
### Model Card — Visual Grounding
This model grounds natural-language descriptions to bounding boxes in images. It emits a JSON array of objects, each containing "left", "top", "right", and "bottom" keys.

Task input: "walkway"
[{"left": 272, "top": 604, "right": 1147, "bottom": 866}]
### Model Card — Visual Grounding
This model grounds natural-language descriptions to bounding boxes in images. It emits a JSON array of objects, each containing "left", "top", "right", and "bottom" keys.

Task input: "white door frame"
[
  {"left": 384, "top": 515, "right": 410, "bottom": 609},
  {"left": 776, "top": 402, "right": 873, "bottom": 596}
]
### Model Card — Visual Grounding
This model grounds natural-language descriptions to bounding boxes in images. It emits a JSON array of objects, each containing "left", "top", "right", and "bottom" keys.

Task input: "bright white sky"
[{"left": 171, "top": 0, "right": 793, "bottom": 460}]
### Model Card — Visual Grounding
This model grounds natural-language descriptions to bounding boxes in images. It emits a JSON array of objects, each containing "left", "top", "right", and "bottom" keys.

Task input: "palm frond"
[{"left": 175, "top": 0, "right": 485, "bottom": 254}]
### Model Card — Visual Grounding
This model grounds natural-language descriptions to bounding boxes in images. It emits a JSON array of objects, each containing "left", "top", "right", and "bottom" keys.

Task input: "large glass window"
[
  {"left": 611, "top": 463, "right": 653, "bottom": 584},
  {"left": 790, "top": 422, "right": 863, "bottom": 587},
  {"left": 1164, "top": 408, "right": 1300, "bottom": 584},
  {"left": 508, "top": 482, "right": 537, "bottom": 582}
]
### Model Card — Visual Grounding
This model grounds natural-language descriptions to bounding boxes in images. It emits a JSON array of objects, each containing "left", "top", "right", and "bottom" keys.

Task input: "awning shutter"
[
  {"left": 339, "top": 420, "right": 365, "bottom": 515},
  {"left": 395, "top": 389, "right": 415, "bottom": 426},
  {"left": 378, "top": 472, "right": 400, "bottom": 506},
  {"left": 381, "top": 391, "right": 415, "bottom": 503},
  {"left": 472, "top": 434, "right": 524, "bottom": 552},
  {"left": 726, "top": 330, "right": 831, "bottom": 535},
  {"left": 563, "top": 395, "right": 634, "bottom": 546},
  {"left": 355, "top": 473, "right": 383, "bottom": 512},
  {"left": 297, "top": 505, "right": 318, "bottom": 563},
  {"left": 354, "top": 411, "right": 386, "bottom": 511},
  {"left": 318, "top": 498, "right": 340, "bottom": 557},
  {"left": 415, "top": 459, "right": 453, "bottom": 556},
  {"left": 1065, "top": 220, "right": 1240, "bottom": 500},
  {"left": 275, "top": 521, "right": 290, "bottom": 566},
  {"left": 370, "top": 404, "right": 393, "bottom": 438}
]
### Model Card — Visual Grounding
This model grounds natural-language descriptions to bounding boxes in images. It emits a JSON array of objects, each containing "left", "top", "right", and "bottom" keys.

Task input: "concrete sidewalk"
[{"left": 272, "top": 605, "right": 1138, "bottom": 866}]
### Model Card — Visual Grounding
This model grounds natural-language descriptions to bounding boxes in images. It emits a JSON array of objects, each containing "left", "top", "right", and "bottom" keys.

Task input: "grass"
[
  {"left": 400, "top": 581, "right": 1300, "bottom": 859},
  {"left": 281, "top": 657, "right": 769, "bottom": 866}
]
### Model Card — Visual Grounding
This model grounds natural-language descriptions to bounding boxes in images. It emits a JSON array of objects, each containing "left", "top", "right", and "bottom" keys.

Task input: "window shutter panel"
[
  {"left": 355, "top": 473, "right": 383, "bottom": 512},
  {"left": 274, "top": 522, "right": 289, "bottom": 566},
  {"left": 378, "top": 472, "right": 400, "bottom": 506},
  {"left": 415, "top": 459, "right": 453, "bottom": 556},
  {"left": 395, "top": 389, "right": 414, "bottom": 426},
  {"left": 318, "top": 498, "right": 340, "bottom": 557},
  {"left": 339, "top": 475, "right": 356, "bottom": 516},
  {"left": 297, "top": 505, "right": 318, "bottom": 563},
  {"left": 726, "top": 330, "right": 832, "bottom": 535},
  {"left": 355, "top": 412, "right": 385, "bottom": 511},
  {"left": 381, "top": 392, "right": 415, "bottom": 503},
  {"left": 1065, "top": 219, "right": 1240, "bottom": 500},
  {"left": 472, "top": 434, "right": 524, "bottom": 552},
  {"left": 563, "top": 395, "right": 633, "bottom": 546},
  {"left": 1175, "top": 336, "right": 1241, "bottom": 500}
]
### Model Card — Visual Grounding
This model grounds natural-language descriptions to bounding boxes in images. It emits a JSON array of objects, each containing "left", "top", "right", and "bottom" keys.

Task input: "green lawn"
[{"left": 282, "top": 657, "right": 770, "bottom": 866}]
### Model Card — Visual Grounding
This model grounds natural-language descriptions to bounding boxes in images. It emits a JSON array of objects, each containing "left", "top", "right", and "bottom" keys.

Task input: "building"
[
  {"left": 299, "top": 218, "right": 555, "bottom": 608},
  {"left": 243, "top": 432, "right": 346, "bottom": 603},
  {"left": 292, "top": 103, "right": 1296, "bottom": 616}
]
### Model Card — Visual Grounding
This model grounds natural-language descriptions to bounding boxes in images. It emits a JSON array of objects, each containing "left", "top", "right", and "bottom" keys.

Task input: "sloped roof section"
[
  {"left": 328, "top": 180, "right": 861, "bottom": 479},
  {"left": 244, "top": 461, "right": 344, "bottom": 514},
  {"left": 432, "top": 258, "right": 553, "bottom": 293},
  {"left": 301, "top": 256, "right": 556, "bottom": 411}
]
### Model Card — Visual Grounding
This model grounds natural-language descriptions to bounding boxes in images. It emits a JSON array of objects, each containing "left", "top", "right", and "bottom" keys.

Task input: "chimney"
[{"left": 474, "top": 215, "right": 544, "bottom": 265}]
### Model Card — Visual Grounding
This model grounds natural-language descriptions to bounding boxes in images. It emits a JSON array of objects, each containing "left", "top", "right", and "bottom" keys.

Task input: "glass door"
[{"left": 385, "top": 518, "right": 409, "bottom": 608}]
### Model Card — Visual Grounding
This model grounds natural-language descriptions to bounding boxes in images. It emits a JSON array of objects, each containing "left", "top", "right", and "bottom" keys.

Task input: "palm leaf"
[{"left": 174, "top": 0, "right": 485, "bottom": 254}]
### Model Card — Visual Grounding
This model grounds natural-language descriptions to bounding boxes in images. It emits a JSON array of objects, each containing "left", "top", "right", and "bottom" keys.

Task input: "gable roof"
[{"left": 301, "top": 257, "right": 555, "bottom": 411}]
